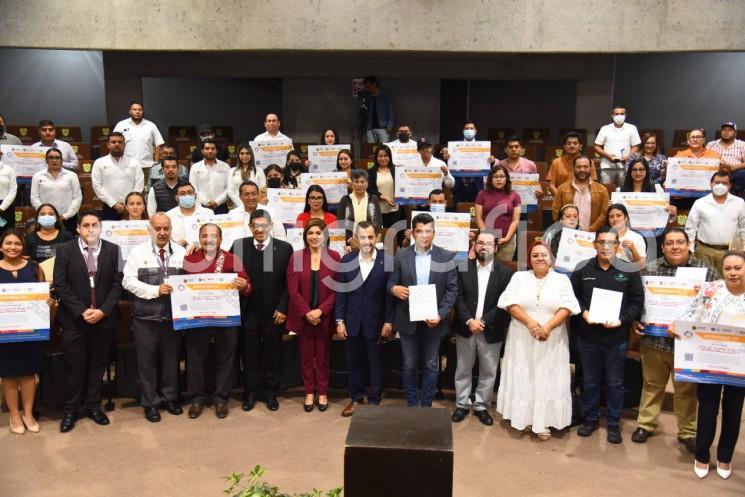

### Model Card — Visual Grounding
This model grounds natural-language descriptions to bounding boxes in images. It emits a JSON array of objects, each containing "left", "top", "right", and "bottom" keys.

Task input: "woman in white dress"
[{"left": 496, "top": 241, "right": 581, "bottom": 440}]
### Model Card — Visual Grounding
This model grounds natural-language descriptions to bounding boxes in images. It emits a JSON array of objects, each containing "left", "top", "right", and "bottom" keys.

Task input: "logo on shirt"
[{"left": 614, "top": 272, "right": 628, "bottom": 282}]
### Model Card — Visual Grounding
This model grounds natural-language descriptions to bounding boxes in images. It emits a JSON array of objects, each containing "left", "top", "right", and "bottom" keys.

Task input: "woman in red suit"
[{"left": 286, "top": 218, "right": 341, "bottom": 412}]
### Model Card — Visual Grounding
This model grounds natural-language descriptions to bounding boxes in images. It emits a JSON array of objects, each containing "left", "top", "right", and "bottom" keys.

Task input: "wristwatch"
[{"left": 336, "top": 319, "right": 345, "bottom": 325}]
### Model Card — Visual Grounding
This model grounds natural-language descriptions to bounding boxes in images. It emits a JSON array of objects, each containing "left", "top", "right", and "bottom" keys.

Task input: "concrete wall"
[{"left": 1, "top": 1, "right": 744, "bottom": 53}]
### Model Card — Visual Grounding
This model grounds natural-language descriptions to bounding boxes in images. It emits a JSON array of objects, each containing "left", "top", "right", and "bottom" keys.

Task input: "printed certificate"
[
  {"left": 409, "top": 284, "right": 439, "bottom": 321},
  {"left": 674, "top": 321, "right": 745, "bottom": 387},
  {"left": 641, "top": 276, "right": 698, "bottom": 337},
  {"left": 0, "top": 144, "right": 48, "bottom": 178},
  {"left": 664, "top": 157, "right": 720, "bottom": 197},
  {"left": 185, "top": 214, "right": 245, "bottom": 250},
  {"left": 0, "top": 282, "right": 50, "bottom": 343},
  {"left": 588, "top": 288, "right": 623, "bottom": 324},
  {"left": 385, "top": 141, "right": 421, "bottom": 167},
  {"left": 394, "top": 166, "right": 443, "bottom": 205},
  {"left": 169, "top": 273, "right": 241, "bottom": 330},
  {"left": 300, "top": 172, "right": 349, "bottom": 204},
  {"left": 554, "top": 228, "right": 596, "bottom": 273},
  {"left": 411, "top": 210, "right": 470, "bottom": 257},
  {"left": 511, "top": 173, "right": 541, "bottom": 212},
  {"left": 249, "top": 138, "right": 294, "bottom": 168},
  {"left": 101, "top": 220, "right": 150, "bottom": 262},
  {"left": 307, "top": 144, "right": 350, "bottom": 172},
  {"left": 266, "top": 188, "right": 306, "bottom": 228},
  {"left": 447, "top": 141, "right": 491, "bottom": 177},
  {"left": 611, "top": 191, "right": 670, "bottom": 235}
]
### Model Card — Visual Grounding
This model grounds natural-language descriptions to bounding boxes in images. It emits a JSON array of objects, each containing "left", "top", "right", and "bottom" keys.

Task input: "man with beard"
[
  {"left": 189, "top": 139, "right": 231, "bottom": 214},
  {"left": 552, "top": 156, "right": 609, "bottom": 232},
  {"left": 113, "top": 101, "right": 164, "bottom": 168},
  {"left": 191, "top": 124, "right": 230, "bottom": 163},
  {"left": 546, "top": 131, "right": 598, "bottom": 196},
  {"left": 91, "top": 131, "right": 145, "bottom": 220},
  {"left": 707, "top": 122, "right": 745, "bottom": 194}
]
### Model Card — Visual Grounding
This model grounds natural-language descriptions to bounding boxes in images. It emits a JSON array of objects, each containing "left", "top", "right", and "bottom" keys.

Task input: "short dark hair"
[
  {"left": 176, "top": 182, "right": 196, "bottom": 194},
  {"left": 463, "top": 120, "right": 477, "bottom": 128},
  {"left": 239, "top": 181, "right": 260, "bottom": 195},
  {"left": 362, "top": 75, "right": 378, "bottom": 86},
  {"left": 428, "top": 189, "right": 444, "bottom": 199},
  {"left": 265, "top": 112, "right": 280, "bottom": 121},
  {"left": 160, "top": 143, "right": 178, "bottom": 159},
  {"left": 662, "top": 227, "right": 689, "bottom": 244},
  {"left": 563, "top": 131, "right": 583, "bottom": 145},
  {"left": 573, "top": 155, "right": 591, "bottom": 167},
  {"left": 201, "top": 139, "right": 217, "bottom": 150},
  {"left": 129, "top": 100, "right": 143, "bottom": 108},
  {"left": 505, "top": 135, "right": 521, "bottom": 146},
  {"left": 412, "top": 213, "right": 434, "bottom": 230},
  {"left": 161, "top": 155, "right": 178, "bottom": 165},
  {"left": 45, "top": 147, "right": 62, "bottom": 159},
  {"left": 38, "top": 119, "right": 54, "bottom": 128},
  {"left": 108, "top": 131, "right": 125, "bottom": 141},
  {"left": 250, "top": 209, "right": 272, "bottom": 224},
  {"left": 355, "top": 220, "right": 379, "bottom": 235},
  {"left": 722, "top": 250, "right": 745, "bottom": 265},
  {"left": 78, "top": 210, "right": 102, "bottom": 225},
  {"left": 711, "top": 171, "right": 732, "bottom": 183},
  {"left": 595, "top": 225, "right": 617, "bottom": 239}
]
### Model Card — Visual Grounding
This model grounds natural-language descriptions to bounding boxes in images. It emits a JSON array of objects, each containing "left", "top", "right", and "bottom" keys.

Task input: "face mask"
[
  {"left": 397, "top": 132, "right": 410, "bottom": 142},
  {"left": 463, "top": 129, "right": 476, "bottom": 140},
  {"left": 612, "top": 114, "right": 625, "bottom": 125},
  {"left": 267, "top": 177, "right": 282, "bottom": 188},
  {"left": 429, "top": 203, "right": 446, "bottom": 213},
  {"left": 712, "top": 184, "right": 729, "bottom": 196},
  {"left": 178, "top": 195, "right": 196, "bottom": 209},
  {"left": 290, "top": 162, "right": 302, "bottom": 171},
  {"left": 38, "top": 215, "right": 57, "bottom": 228}
]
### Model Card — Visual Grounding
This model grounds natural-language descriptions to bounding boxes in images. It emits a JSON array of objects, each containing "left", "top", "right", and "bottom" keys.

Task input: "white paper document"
[
  {"left": 588, "top": 288, "right": 623, "bottom": 324},
  {"left": 408, "top": 284, "right": 439, "bottom": 321},
  {"left": 675, "top": 267, "right": 708, "bottom": 285}
]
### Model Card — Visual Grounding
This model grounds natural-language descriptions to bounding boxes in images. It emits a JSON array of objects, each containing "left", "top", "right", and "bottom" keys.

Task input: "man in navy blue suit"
[
  {"left": 388, "top": 213, "right": 458, "bottom": 407},
  {"left": 335, "top": 221, "right": 395, "bottom": 417}
]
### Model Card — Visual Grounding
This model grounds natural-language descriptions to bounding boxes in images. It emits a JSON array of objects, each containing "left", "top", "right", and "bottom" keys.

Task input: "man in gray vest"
[
  {"left": 147, "top": 156, "right": 185, "bottom": 217},
  {"left": 122, "top": 213, "right": 187, "bottom": 422}
]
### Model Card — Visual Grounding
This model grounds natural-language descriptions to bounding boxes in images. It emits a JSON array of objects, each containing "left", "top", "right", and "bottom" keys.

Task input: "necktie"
[
  {"left": 159, "top": 248, "right": 166, "bottom": 262},
  {"left": 256, "top": 242, "right": 264, "bottom": 252},
  {"left": 85, "top": 246, "right": 97, "bottom": 307}
]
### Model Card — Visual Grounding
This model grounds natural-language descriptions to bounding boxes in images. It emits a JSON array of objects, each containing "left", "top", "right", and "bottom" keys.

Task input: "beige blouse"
[{"left": 376, "top": 168, "right": 397, "bottom": 214}]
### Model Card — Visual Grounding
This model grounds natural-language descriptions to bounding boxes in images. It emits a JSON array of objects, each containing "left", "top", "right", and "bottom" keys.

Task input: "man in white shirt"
[
  {"left": 707, "top": 121, "right": 745, "bottom": 195},
  {"left": 253, "top": 112, "right": 291, "bottom": 141},
  {"left": 113, "top": 101, "right": 165, "bottom": 168},
  {"left": 594, "top": 106, "right": 641, "bottom": 185},
  {"left": 32, "top": 120, "right": 79, "bottom": 171},
  {"left": 122, "top": 213, "right": 186, "bottom": 422},
  {"left": 189, "top": 139, "right": 231, "bottom": 214},
  {"left": 416, "top": 137, "right": 454, "bottom": 188},
  {"left": 166, "top": 182, "right": 213, "bottom": 247},
  {"left": 685, "top": 171, "right": 745, "bottom": 274},
  {"left": 228, "top": 180, "right": 285, "bottom": 240},
  {"left": 91, "top": 132, "right": 145, "bottom": 220},
  {"left": 387, "top": 123, "right": 414, "bottom": 146}
]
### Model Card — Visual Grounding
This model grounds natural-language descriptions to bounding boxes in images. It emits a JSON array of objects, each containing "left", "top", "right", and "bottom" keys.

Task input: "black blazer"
[
  {"left": 366, "top": 165, "right": 395, "bottom": 200},
  {"left": 53, "top": 238, "right": 123, "bottom": 332},
  {"left": 454, "top": 259, "right": 513, "bottom": 343},
  {"left": 230, "top": 236, "right": 293, "bottom": 319}
]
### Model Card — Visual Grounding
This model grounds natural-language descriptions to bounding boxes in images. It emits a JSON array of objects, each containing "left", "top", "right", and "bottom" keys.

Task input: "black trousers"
[
  {"left": 61, "top": 324, "right": 114, "bottom": 412},
  {"left": 132, "top": 318, "right": 182, "bottom": 408},
  {"left": 345, "top": 334, "right": 383, "bottom": 403},
  {"left": 101, "top": 204, "right": 120, "bottom": 221},
  {"left": 242, "top": 310, "right": 283, "bottom": 397},
  {"left": 185, "top": 326, "right": 238, "bottom": 405},
  {"left": 695, "top": 383, "right": 745, "bottom": 464},
  {"left": 63, "top": 214, "right": 79, "bottom": 235}
]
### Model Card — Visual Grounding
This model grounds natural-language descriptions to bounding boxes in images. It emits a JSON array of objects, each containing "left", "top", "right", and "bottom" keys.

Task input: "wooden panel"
[
  {"left": 361, "top": 143, "right": 380, "bottom": 160},
  {"left": 520, "top": 144, "right": 539, "bottom": 161},
  {"left": 78, "top": 160, "right": 94, "bottom": 177},
  {"left": 535, "top": 161, "right": 548, "bottom": 179},
  {"left": 487, "top": 128, "right": 515, "bottom": 144},
  {"left": 178, "top": 142, "right": 199, "bottom": 162},
  {"left": 212, "top": 125, "right": 233, "bottom": 143},
  {"left": 70, "top": 142, "right": 91, "bottom": 160},
  {"left": 168, "top": 126, "right": 197, "bottom": 143},
  {"left": 522, "top": 128, "right": 550, "bottom": 145},
  {"left": 6, "top": 125, "right": 38, "bottom": 143},
  {"left": 90, "top": 125, "right": 114, "bottom": 144},
  {"left": 56, "top": 126, "right": 82, "bottom": 142},
  {"left": 672, "top": 129, "right": 691, "bottom": 148},
  {"left": 354, "top": 159, "right": 374, "bottom": 170},
  {"left": 544, "top": 145, "right": 564, "bottom": 162}
]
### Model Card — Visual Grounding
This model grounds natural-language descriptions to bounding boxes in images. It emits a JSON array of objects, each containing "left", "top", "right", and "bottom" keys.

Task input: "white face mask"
[
  {"left": 463, "top": 129, "right": 476, "bottom": 140},
  {"left": 612, "top": 114, "right": 625, "bottom": 125},
  {"left": 429, "top": 203, "right": 446, "bottom": 213},
  {"left": 712, "top": 184, "right": 729, "bottom": 196}
]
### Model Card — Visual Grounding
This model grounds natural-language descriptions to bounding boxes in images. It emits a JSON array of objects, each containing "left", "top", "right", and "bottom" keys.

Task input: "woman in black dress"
[
  {"left": 24, "top": 203, "right": 74, "bottom": 263},
  {"left": 0, "top": 230, "right": 51, "bottom": 434}
]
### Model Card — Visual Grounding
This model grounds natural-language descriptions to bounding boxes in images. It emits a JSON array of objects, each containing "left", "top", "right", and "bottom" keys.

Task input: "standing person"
[
  {"left": 54, "top": 211, "right": 123, "bottom": 433},
  {"left": 362, "top": 76, "right": 394, "bottom": 144},
  {"left": 30, "top": 147, "right": 82, "bottom": 232},
  {"left": 321, "top": 128, "right": 339, "bottom": 145},
  {"left": 228, "top": 181, "right": 284, "bottom": 240},
  {"left": 0, "top": 231, "right": 51, "bottom": 434},
  {"left": 607, "top": 203, "right": 646, "bottom": 266},
  {"left": 708, "top": 121, "right": 745, "bottom": 195},
  {"left": 544, "top": 203, "right": 579, "bottom": 260},
  {"left": 335, "top": 221, "right": 394, "bottom": 416},
  {"left": 475, "top": 165, "right": 521, "bottom": 261},
  {"left": 621, "top": 158, "right": 656, "bottom": 193},
  {"left": 32, "top": 120, "right": 79, "bottom": 171},
  {"left": 387, "top": 213, "right": 458, "bottom": 407},
  {"left": 147, "top": 144, "right": 188, "bottom": 190},
  {"left": 183, "top": 224, "right": 251, "bottom": 419},
  {"left": 547, "top": 131, "right": 597, "bottom": 196},
  {"left": 685, "top": 172, "right": 745, "bottom": 274},
  {"left": 336, "top": 149, "right": 354, "bottom": 190},
  {"left": 282, "top": 151, "right": 304, "bottom": 189},
  {"left": 286, "top": 219, "right": 341, "bottom": 412},
  {"left": 228, "top": 143, "right": 266, "bottom": 206},
  {"left": 295, "top": 185, "right": 337, "bottom": 228},
  {"left": 624, "top": 133, "right": 667, "bottom": 187},
  {"left": 165, "top": 183, "right": 213, "bottom": 248},
  {"left": 452, "top": 231, "right": 513, "bottom": 426},
  {"left": 498, "top": 135, "right": 538, "bottom": 173},
  {"left": 0, "top": 114, "right": 22, "bottom": 145},
  {"left": 417, "top": 137, "right": 454, "bottom": 189},
  {"left": 452, "top": 121, "right": 491, "bottom": 204},
  {"left": 570, "top": 226, "right": 644, "bottom": 444},
  {"left": 91, "top": 131, "right": 145, "bottom": 221},
  {"left": 264, "top": 165, "right": 284, "bottom": 189},
  {"left": 24, "top": 203, "right": 74, "bottom": 263},
  {"left": 673, "top": 251, "right": 745, "bottom": 480},
  {"left": 629, "top": 228, "right": 718, "bottom": 453},
  {"left": 594, "top": 106, "right": 641, "bottom": 185},
  {"left": 113, "top": 101, "right": 165, "bottom": 168},
  {"left": 147, "top": 156, "right": 185, "bottom": 216},
  {"left": 0, "top": 148, "right": 18, "bottom": 229},
  {"left": 231, "top": 209, "right": 293, "bottom": 412},
  {"left": 552, "top": 156, "right": 609, "bottom": 233},
  {"left": 122, "top": 192, "right": 148, "bottom": 221},
  {"left": 496, "top": 241, "right": 581, "bottom": 439},
  {"left": 336, "top": 169, "right": 383, "bottom": 243},
  {"left": 122, "top": 213, "right": 186, "bottom": 422},
  {"left": 367, "top": 145, "right": 399, "bottom": 228},
  {"left": 189, "top": 139, "right": 231, "bottom": 215},
  {"left": 675, "top": 129, "right": 721, "bottom": 161},
  {"left": 253, "top": 113, "right": 291, "bottom": 141},
  {"left": 190, "top": 125, "right": 231, "bottom": 164}
]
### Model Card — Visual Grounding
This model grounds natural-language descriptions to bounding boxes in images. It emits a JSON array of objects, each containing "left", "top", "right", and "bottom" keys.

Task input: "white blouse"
[{"left": 0, "top": 162, "right": 18, "bottom": 212}]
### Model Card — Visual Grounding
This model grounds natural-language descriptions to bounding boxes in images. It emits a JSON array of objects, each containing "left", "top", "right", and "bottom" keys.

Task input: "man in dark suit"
[
  {"left": 452, "top": 230, "right": 513, "bottom": 425},
  {"left": 53, "top": 210, "right": 123, "bottom": 433},
  {"left": 387, "top": 213, "right": 458, "bottom": 407},
  {"left": 335, "top": 221, "right": 395, "bottom": 416},
  {"left": 230, "top": 209, "right": 293, "bottom": 412}
]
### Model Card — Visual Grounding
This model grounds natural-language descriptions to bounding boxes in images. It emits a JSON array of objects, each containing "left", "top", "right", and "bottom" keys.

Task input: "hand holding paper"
[
  {"left": 408, "top": 284, "right": 438, "bottom": 321},
  {"left": 588, "top": 288, "right": 623, "bottom": 326}
]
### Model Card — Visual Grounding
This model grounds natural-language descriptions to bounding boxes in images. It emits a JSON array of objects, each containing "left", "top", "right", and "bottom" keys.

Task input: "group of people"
[{"left": 0, "top": 102, "right": 743, "bottom": 483}]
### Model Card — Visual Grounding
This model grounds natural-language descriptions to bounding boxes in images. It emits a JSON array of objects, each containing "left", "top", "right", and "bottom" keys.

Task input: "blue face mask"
[
  {"left": 429, "top": 203, "right": 446, "bottom": 213},
  {"left": 463, "top": 129, "right": 476, "bottom": 140},
  {"left": 37, "top": 215, "right": 57, "bottom": 228},
  {"left": 178, "top": 195, "right": 196, "bottom": 209}
]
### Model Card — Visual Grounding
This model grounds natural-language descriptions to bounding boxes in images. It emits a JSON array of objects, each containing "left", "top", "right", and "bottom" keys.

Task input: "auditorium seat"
[
  {"left": 667, "top": 147, "right": 685, "bottom": 157},
  {"left": 14, "top": 206, "right": 36, "bottom": 229},
  {"left": 78, "top": 160, "right": 93, "bottom": 176},
  {"left": 520, "top": 143, "right": 540, "bottom": 161},
  {"left": 522, "top": 128, "right": 550, "bottom": 146},
  {"left": 6, "top": 125, "right": 38, "bottom": 144},
  {"left": 534, "top": 161, "right": 548, "bottom": 179},
  {"left": 558, "top": 128, "right": 587, "bottom": 146},
  {"left": 177, "top": 142, "right": 198, "bottom": 162},
  {"left": 70, "top": 142, "right": 91, "bottom": 160},
  {"left": 354, "top": 159, "right": 374, "bottom": 170},
  {"left": 90, "top": 125, "right": 113, "bottom": 145},
  {"left": 360, "top": 143, "right": 379, "bottom": 160},
  {"left": 672, "top": 129, "right": 691, "bottom": 148},
  {"left": 544, "top": 145, "right": 563, "bottom": 162},
  {"left": 56, "top": 126, "right": 82, "bottom": 143},
  {"left": 294, "top": 143, "right": 311, "bottom": 158},
  {"left": 168, "top": 126, "right": 197, "bottom": 143},
  {"left": 211, "top": 125, "right": 233, "bottom": 143}
]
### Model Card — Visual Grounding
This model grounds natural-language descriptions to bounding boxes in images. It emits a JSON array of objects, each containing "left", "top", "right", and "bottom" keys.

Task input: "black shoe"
[
  {"left": 266, "top": 397, "right": 279, "bottom": 411},
  {"left": 679, "top": 437, "right": 697, "bottom": 454},
  {"left": 631, "top": 427, "right": 651, "bottom": 443},
  {"left": 60, "top": 412, "right": 79, "bottom": 433},
  {"left": 577, "top": 421, "right": 598, "bottom": 437},
  {"left": 242, "top": 394, "right": 257, "bottom": 412},
  {"left": 215, "top": 404, "right": 229, "bottom": 419},
  {"left": 162, "top": 401, "right": 183, "bottom": 416},
  {"left": 475, "top": 409, "right": 494, "bottom": 426},
  {"left": 303, "top": 402, "right": 314, "bottom": 413},
  {"left": 451, "top": 407, "right": 469, "bottom": 422},
  {"left": 317, "top": 402, "right": 329, "bottom": 412},
  {"left": 607, "top": 426, "right": 623, "bottom": 444},
  {"left": 144, "top": 407, "right": 161, "bottom": 423},
  {"left": 188, "top": 403, "right": 204, "bottom": 419},
  {"left": 87, "top": 408, "right": 110, "bottom": 426}
]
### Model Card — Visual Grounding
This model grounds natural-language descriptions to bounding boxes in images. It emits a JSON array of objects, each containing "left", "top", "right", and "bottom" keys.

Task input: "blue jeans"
[
  {"left": 399, "top": 330, "right": 442, "bottom": 407},
  {"left": 577, "top": 338, "right": 628, "bottom": 427}
]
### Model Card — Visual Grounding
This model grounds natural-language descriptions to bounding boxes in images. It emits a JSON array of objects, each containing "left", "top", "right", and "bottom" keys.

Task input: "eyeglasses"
[
  {"left": 475, "top": 241, "right": 495, "bottom": 247},
  {"left": 594, "top": 240, "right": 619, "bottom": 247},
  {"left": 689, "top": 135, "right": 704, "bottom": 140},
  {"left": 251, "top": 223, "right": 270, "bottom": 231}
]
